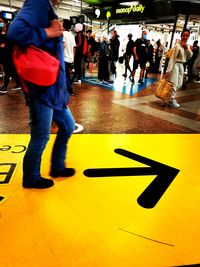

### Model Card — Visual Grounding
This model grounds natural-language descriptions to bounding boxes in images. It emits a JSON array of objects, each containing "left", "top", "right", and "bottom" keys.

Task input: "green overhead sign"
[
  {"left": 116, "top": 4, "right": 145, "bottom": 15},
  {"left": 94, "top": 4, "right": 146, "bottom": 20}
]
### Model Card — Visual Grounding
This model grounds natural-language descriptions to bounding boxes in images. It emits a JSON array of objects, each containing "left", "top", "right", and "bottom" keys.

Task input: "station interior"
[{"left": 0, "top": 0, "right": 200, "bottom": 266}]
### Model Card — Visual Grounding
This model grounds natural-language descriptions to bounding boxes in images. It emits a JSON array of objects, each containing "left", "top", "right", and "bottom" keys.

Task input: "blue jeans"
[{"left": 23, "top": 98, "right": 75, "bottom": 184}]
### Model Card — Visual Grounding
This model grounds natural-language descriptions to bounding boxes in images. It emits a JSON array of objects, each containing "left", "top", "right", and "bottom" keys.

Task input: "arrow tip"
[{"left": 114, "top": 148, "right": 124, "bottom": 154}]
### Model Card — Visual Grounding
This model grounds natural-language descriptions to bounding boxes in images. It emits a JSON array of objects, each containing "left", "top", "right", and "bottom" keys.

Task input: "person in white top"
[
  {"left": 166, "top": 29, "right": 192, "bottom": 108},
  {"left": 63, "top": 19, "right": 76, "bottom": 95}
]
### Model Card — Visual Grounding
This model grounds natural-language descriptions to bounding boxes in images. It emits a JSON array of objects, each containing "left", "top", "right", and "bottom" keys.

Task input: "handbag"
[
  {"left": 155, "top": 79, "right": 173, "bottom": 102},
  {"left": 13, "top": 45, "right": 60, "bottom": 87}
]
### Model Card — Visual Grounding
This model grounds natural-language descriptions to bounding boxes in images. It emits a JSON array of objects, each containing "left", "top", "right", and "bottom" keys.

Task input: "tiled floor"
[{"left": 1, "top": 65, "right": 199, "bottom": 134}]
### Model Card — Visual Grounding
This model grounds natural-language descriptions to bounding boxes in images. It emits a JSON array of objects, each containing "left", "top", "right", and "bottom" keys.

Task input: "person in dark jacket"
[
  {"left": 98, "top": 33, "right": 110, "bottom": 82},
  {"left": 109, "top": 30, "right": 120, "bottom": 82},
  {"left": 7, "top": 0, "right": 75, "bottom": 189},
  {"left": 145, "top": 39, "right": 154, "bottom": 78},
  {"left": 72, "top": 23, "right": 84, "bottom": 83},
  {"left": 0, "top": 17, "right": 21, "bottom": 94},
  {"left": 154, "top": 39, "right": 164, "bottom": 73},
  {"left": 122, "top": 33, "right": 134, "bottom": 79},
  {"left": 187, "top": 40, "right": 199, "bottom": 82}
]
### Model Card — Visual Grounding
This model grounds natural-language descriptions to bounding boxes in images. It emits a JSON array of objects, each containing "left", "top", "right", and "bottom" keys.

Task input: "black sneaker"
[
  {"left": 23, "top": 177, "right": 54, "bottom": 189},
  {"left": 138, "top": 79, "right": 144, "bottom": 84},
  {"left": 131, "top": 79, "right": 135, "bottom": 84},
  {"left": 0, "top": 86, "right": 8, "bottom": 94},
  {"left": 50, "top": 168, "right": 75, "bottom": 178},
  {"left": 122, "top": 73, "right": 127, "bottom": 78}
]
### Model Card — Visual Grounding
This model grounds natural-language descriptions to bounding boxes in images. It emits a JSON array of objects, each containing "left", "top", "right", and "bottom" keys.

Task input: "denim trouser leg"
[
  {"left": 23, "top": 99, "right": 53, "bottom": 184},
  {"left": 51, "top": 107, "right": 75, "bottom": 171}
]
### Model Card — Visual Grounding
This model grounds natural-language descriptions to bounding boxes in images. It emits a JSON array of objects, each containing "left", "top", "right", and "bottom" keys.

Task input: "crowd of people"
[
  {"left": 1, "top": 14, "right": 199, "bottom": 96},
  {"left": 0, "top": 16, "right": 22, "bottom": 94}
]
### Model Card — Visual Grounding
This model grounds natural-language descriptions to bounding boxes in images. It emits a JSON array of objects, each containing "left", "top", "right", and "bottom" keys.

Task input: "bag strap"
[{"left": 18, "top": 76, "right": 29, "bottom": 96}]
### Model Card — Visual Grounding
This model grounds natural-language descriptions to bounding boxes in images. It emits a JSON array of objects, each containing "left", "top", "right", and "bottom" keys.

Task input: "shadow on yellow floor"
[{"left": 0, "top": 134, "right": 200, "bottom": 267}]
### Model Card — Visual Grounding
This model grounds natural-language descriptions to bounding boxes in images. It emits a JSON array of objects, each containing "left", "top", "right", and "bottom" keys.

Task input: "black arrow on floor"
[{"left": 83, "top": 148, "right": 180, "bottom": 209}]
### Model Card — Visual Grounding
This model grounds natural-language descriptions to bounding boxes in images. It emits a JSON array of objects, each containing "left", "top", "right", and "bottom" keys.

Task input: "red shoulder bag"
[{"left": 13, "top": 45, "right": 60, "bottom": 94}]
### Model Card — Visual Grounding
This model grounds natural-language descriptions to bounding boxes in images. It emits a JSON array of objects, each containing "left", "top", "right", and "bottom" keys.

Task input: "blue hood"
[
  {"left": 17, "top": 0, "right": 57, "bottom": 27},
  {"left": 8, "top": 0, "right": 69, "bottom": 108}
]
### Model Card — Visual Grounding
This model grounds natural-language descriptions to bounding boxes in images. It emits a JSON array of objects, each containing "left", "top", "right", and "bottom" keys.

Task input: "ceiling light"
[
  {"left": 59, "top": 6, "right": 71, "bottom": 11},
  {"left": 72, "top": 8, "right": 81, "bottom": 12},
  {"left": 119, "top": 1, "right": 140, "bottom": 6},
  {"left": 0, "top": 5, "right": 17, "bottom": 12}
]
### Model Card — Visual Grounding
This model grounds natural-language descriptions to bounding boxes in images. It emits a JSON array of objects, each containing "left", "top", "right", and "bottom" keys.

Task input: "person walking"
[
  {"left": 122, "top": 33, "right": 134, "bottom": 79},
  {"left": 166, "top": 29, "right": 192, "bottom": 108},
  {"left": 131, "top": 30, "right": 148, "bottom": 84},
  {"left": 7, "top": 0, "right": 75, "bottom": 189}
]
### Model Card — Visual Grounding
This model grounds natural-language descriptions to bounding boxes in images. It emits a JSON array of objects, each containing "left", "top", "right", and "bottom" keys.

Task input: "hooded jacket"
[
  {"left": 7, "top": 0, "right": 69, "bottom": 110},
  {"left": 110, "top": 35, "right": 120, "bottom": 61}
]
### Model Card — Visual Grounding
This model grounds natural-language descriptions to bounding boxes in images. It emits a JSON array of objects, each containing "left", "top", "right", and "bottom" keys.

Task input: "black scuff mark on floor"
[{"left": 118, "top": 227, "right": 174, "bottom": 247}]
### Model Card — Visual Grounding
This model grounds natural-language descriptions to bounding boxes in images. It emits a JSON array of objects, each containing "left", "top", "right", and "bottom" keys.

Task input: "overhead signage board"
[
  {"left": 115, "top": 4, "right": 145, "bottom": 15},
  {"left": 91, "top": 1, "right": 177, "bottom": 22},
  {"left": 94, "top": 3, "right": 150, "bottom": 21}
]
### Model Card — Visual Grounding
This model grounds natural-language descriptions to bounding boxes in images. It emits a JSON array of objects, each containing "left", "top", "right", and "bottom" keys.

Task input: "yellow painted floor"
[{"left": 0, "top": 134, "right": 200, "bottom": 267}]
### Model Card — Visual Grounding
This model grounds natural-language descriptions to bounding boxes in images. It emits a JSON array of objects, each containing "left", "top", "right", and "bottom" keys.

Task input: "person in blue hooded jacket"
[{"left": 7, "top": 0, "right": 76, "bottom": 189}]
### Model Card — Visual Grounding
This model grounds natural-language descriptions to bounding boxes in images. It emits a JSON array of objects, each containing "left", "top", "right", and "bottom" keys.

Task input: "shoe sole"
[
  {"left": 168, "top": 104, "right": 181, "bottom": 108},
  {"left": 12, "top": 88, "right": 22, "bottom": 91}
]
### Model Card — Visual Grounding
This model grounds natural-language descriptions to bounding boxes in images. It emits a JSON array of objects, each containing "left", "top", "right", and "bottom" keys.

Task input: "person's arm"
[
  {"left": 87, "top": 37, "right": 93, "bottom": 53},
  {"left": 159, "top": 44, "right": 164, "bottom": 53},
  {"left": 72, "top": 36, "right": 76, "bottom": 62},
  {"left": 73, "top": 47, "right": 76, "bottom": 60},
  {"left": 63, "top": 32, "right": 66, "bottom": 48},
  {"left": 88, "top": 44, "right": 91, "bottom": 53},
  {"left": 167, "top": 45, "right": 179, "bottom": 72},
  {"left": 133, "top": 39, "right": 139, "bottom": 60},
  {"left": 7, "top": 19, "right": 63, "bottom": 47},
  {"left": 133, "top": 47, "right": 138, "bottom": 60},
  {"left": 75, "top": 32, "right": 82, "bottom": 48}
]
